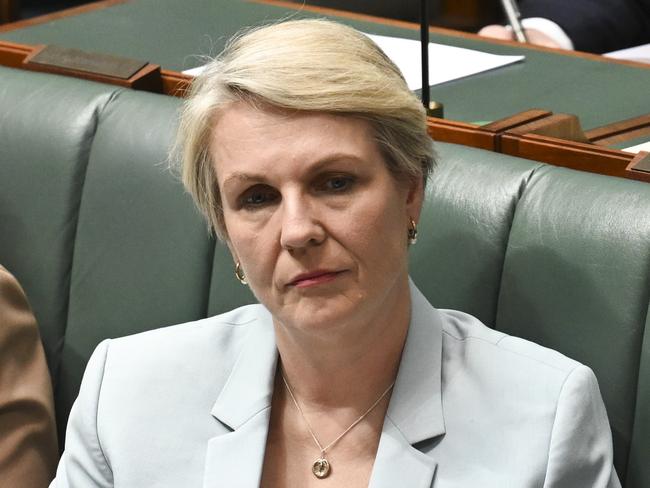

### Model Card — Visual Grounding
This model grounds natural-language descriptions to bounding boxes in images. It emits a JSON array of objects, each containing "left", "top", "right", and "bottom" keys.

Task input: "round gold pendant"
[{"left": 312, "top": 458, "right": 331, "bottom": 479}]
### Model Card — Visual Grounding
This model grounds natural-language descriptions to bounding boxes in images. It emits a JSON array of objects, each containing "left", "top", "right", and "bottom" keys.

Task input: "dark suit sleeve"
[
  {"left": 519, "top": 0, "right": 650, "bottom": 53},
  {"left": 0, "top": 266, "right": 59, "bottom": 487}
]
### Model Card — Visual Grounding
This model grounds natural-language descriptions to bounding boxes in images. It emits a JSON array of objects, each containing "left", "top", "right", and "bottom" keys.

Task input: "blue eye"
[
  {"left": 322, "top": 175, "right": 354, "bottom": 192},
  {"left": 240, "top": 186, "right": 278, "bottom": 209}
]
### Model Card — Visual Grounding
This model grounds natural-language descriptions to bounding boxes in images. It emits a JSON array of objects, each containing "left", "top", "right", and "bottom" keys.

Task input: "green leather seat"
[
  {"left": 0, "top": 66, "right": 648, "bottom": 487},
  {"left": 0, "top": 66, "right": 120, "bottom": 376}
]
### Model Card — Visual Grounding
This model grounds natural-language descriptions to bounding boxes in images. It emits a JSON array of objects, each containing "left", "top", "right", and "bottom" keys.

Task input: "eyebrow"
[
  {"left": 222, "top": 172, "right": 266, "bottom": 192},
  {"left": 221, "top": 153, "right": 366, "bottom": 191}
]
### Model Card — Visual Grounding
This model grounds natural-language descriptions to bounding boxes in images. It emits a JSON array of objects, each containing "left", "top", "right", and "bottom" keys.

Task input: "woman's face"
[{"left": 211, "top": 102, "right": 423, "bottom": 335}]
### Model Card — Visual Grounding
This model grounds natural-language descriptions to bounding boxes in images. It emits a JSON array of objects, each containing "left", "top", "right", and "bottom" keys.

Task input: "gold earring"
[
  {"left": 407, "top": 218, "right": 418, "bottom": 245},
  {"left": 234, "top": 261, "right": 248, "bottom": 285}
]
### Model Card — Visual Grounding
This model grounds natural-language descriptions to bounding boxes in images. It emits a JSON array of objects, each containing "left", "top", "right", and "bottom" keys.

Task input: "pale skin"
[
  {"left": 478, "top": 25, "right": 563, "bottom": 49},
  {"left": 210, "top": 102, "right": 424, "bottom": 487}
]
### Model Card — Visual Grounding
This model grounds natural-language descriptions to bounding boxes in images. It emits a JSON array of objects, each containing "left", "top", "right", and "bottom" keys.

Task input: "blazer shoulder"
[
  {"left": 439, "top": 308, "right": 581, "bottom": 376},
  {"left": 102, "top": 303, "right": 271, "bottom": 375},
  {"left": 111, "top": 303, "right": 267, "bottom": 346}
]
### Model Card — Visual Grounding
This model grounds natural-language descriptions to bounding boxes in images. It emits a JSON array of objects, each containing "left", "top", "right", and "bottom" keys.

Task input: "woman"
[{"left": 51, "top": 19, "right": 620, "bottom": 487}]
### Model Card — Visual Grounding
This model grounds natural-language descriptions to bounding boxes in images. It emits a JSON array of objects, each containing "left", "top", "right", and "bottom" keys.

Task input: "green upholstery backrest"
[
  {"left": 496, "top": 168, "right": 650, "bottom": 481},
  {"left": 0, "top": 66, "right": 648, "bottom": 486},
  {"left": 628, "top": 312, "right": 650, "bottom": 488},
  {"left": 411, "top": 147, "right": 650, "bottom": 485},
  {"left": 0, "top": 65, "right": 120, "bottom": 376},
  {"left": 410, "top": 144, "right": 542, "bottom": 325},
  {"left": 57, "top": 90, "right": 216, "bottom": 437}
]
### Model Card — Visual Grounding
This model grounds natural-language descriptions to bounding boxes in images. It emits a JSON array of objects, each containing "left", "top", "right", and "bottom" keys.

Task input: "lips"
[{"left": 288, "top": 270, "right": 344, "bottom": 288}]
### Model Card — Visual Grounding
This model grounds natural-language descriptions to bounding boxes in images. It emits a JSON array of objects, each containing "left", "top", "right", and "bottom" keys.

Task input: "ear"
[{"left": 405, "top": 175, "right": 425, "bottom": 222}]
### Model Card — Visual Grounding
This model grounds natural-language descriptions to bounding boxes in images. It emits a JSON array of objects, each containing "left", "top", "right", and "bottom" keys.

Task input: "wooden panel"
[
  {"left": 160, "top": 69, "right": 192, "bottom": 97},
  {"left": 626, "top": 151, "right": 650, "bottom": 182},
  {"left": 0, "top": 0, "right": 648, "bottom": 185},
  {"left": 0, "top": 40, "right": 191, "bottom": 96},
  {"left": 500, "top": 133, "right": 633, "bottom": 178},
  {"left": 508, "top": 113, "right": 589, "bottom": 143},
  {"left": 11, "top": 42, "right": 162, "bottom": 91},
  {"left": 2, "top": 0, "right": 650, "bottom": 70},
  {"left": 427, "top": 117, "right": 495, "bottom": 150},
  {"left": 587, "top": 114, "right": 650, "bottom": 147},
  {"left": 482, "top": 109, "right": 553, "bottom": 133},
  {"left": 0, "top": 39, "right": 29, "bottom": 66}
]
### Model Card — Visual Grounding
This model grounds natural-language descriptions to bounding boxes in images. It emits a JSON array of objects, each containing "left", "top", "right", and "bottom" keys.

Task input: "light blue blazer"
[{"left": 51, "top": 283, "right": 620, "bottom": 487}]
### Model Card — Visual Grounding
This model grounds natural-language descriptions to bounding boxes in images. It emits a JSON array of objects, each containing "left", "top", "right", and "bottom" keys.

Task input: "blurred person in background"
[
  {"left": 0, "top": 265, "right": 58, "bottom": 487},
  {"left": 479, "top": 0, "right": 650, "bottom": 53}
]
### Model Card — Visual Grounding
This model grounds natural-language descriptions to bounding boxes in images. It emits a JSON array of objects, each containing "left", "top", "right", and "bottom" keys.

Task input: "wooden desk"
[{"left": 0, "top": 0, "right": 649, "bottom": 182}]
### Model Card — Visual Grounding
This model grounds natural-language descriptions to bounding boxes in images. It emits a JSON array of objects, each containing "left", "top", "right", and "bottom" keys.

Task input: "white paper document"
[
  {"left": 605, "top": 43, "right": 650, "bottom": 64},
  {"left": 623, "top": 141, "right": 650, "bottom": 154},
  {"left": 183, "top": 33, "right": 525, "bottom": 89},
  {"left": 365, "top": 34, "right": 525, "bottom": 90}
]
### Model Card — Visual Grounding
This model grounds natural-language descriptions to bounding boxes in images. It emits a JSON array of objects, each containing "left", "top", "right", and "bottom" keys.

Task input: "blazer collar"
[
  {"left": 204, "top": 306, "right": 277, "bottom": 487},
  {"left": 205, "top": 280, "right": 445, "bottom": 487},
  {"left": 210, "top": 305, "right": 277, "bottom": 430},
  {"left": 367, "top": 280, "right": 445, "bottom": 488},
  {"left": 386, "top": 280, "right": 446, "bottom": 444}
]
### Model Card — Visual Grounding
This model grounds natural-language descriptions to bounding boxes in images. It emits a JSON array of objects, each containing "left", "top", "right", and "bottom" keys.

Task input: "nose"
[{"left": 279, "top": 194, "right": 326, "bottom": 251}]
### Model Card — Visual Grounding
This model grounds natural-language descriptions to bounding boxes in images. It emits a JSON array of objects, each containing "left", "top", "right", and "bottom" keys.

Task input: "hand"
[{"left": 478, "top": 25, "right": 563, "bottom": 49}]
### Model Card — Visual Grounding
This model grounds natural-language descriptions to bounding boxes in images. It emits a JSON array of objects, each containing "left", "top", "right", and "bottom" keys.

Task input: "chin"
[{"left": 275, "top": 295, "right": 361, "bottom": 334}]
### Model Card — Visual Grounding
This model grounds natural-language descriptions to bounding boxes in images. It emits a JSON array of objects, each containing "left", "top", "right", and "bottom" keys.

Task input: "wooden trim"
[
  {"left": 0, "top": 1, "right": 647, "bottom": 184},
  {"left": 0, "top": 39, "right": 30, "bottom": 67},
  {"left": 626, "top": 151, "right": 650, "bottom": 182},
  {"left": 500, "top": 133, "right": 634, "bottom": 178},
  {"left": 481, "top": 109, "right": 554, "bottom": 152},
  {"left": 160, "top": 69, "right": 192, "bottom": 97},
  {"left": 0, "top": 0, "right": 647, "bottom": 69},
  {"left": 482, "top": 109, "right": 553, "bottom": 134},
  {"left": 0, "top": 40, "right": 190, "bottom": 95},
  {"left": 507, "top": 113, "right": 589, "bottom": 143},
  {"left": 427, "top": 117, "right": 495, "bottom": 150},
  {"left": 587, "top": 114, "right": 650, "bottom": 146},
  {"left": 592, "top": 126, "right": 650, "bottom": 148},
  {"left": 21, "top": 44, "right": 162, "bottom": 91},
  {"left": 254, "top": 0, "right": 650, "bottom": 70},
  {"left": 0, "top": 0, "right": 128, "bottom": 32}
]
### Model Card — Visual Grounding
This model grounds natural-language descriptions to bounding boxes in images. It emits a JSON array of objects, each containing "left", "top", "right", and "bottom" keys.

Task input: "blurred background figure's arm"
[
  {"left": 0, "top": 266, "right": 58, "bottom": 487},
  {"left": 479, "top": 0, "right": 650, "bottom": 53}
]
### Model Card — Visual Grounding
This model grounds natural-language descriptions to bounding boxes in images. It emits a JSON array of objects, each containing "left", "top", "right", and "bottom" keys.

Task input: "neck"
[{"left": 274, "top": 276, "right": 411, "bottom": 410}]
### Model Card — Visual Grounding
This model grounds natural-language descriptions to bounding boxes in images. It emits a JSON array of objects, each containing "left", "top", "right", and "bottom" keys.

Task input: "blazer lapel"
[
  {"left": 369, "top": 281, "right": 446, "bottom": 488},
  {"left": 202, "top": 282, "right": 445, "bottom": 487},
  {"left": 203, "top": 307, "right": 278, "bottom": 488},
  {"left": 369, "top": 418, "right": 438, "bottom": 488}
]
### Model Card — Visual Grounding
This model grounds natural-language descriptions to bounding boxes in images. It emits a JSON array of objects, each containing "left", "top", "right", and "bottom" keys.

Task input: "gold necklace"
[{"left": 281, "top": 372, "right": 395, "bottom": 479}]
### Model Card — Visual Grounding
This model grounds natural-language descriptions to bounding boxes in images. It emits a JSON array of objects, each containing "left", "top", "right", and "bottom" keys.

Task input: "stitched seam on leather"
[
  {"left": 57, "top": 88, "right": 124, "bottom": 386},
  {"left": 492, "top": 163, "right": 546, "bottom": 330},
  {"left": 55, "top": 88, "right": 125, "bottom": 438}
]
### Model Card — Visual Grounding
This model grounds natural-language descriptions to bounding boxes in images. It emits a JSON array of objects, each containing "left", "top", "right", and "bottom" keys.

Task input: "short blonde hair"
[{"left": 177, "top": 19, "right": 435, "bottom": 240}]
